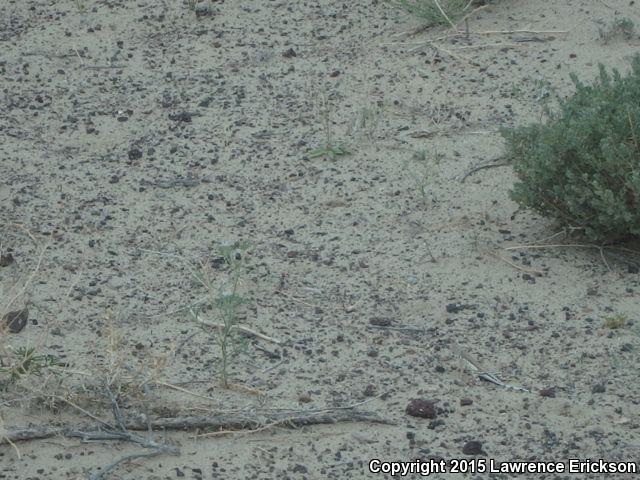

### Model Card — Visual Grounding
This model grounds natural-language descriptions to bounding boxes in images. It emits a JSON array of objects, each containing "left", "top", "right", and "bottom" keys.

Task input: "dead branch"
[
  {"left": 82, "top": 65, "right": 128, "bottom": 70},
  {"left": 1, "top": 409, "right": 392, "bottom": 445},
  {"left": 487, "top": 249, "right": 545, "bottom": 277},
  {"left": 83, "top": 387, "right": 180, "bottom": 480},
  {"left": 88, "top": 450, "right": 170, "bottom": 480},
  {"left": 452, "top": 43, "right": 523, "bottom": 50},
  {"left": 474, "top": 29, "right": 568, "bottom": 36}
]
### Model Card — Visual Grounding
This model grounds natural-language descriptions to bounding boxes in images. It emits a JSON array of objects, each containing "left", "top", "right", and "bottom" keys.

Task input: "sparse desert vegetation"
[{"left": 1, "top": 0, "right": 639, "bottom": 478}]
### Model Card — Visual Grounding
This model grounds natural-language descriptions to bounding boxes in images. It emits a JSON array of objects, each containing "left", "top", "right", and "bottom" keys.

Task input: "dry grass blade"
[
  {"left": 433, "top": 0, "right": 458, "bottom": 31},
  {"left": 490, "top": 250, "right": 545, "bottom": 276},
  {"left": 1, "top": 241, "right": 48, "bottom": 314},
  {"left": 474, "top": 28, "right": 569, "bottom": 35},
  {"left": 194, "top": 314, "right": 281, "bottom": 344},
  {"left": 504, "top": 243, "right": 612, "bottom": 251}
]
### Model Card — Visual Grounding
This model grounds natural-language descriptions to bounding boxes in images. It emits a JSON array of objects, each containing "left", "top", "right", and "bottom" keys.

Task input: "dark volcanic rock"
[
  {"left": 462, "top": 440, "right": 486, "bottom": 456},
  {"left": 406, "top": 399, "right": 437, "bottom": 419}
]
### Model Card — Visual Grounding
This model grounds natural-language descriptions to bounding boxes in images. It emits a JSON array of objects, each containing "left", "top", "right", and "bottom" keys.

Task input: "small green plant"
[
  {"left": 389, "top": 0, "right": 473, "bottom": 27},
  {"left": 510, "top": 83, "right": 524, "bottom": 100},
  {"left": 0, "top": 347, "right": 61, "bottom": 389},
  {"left": 413, "top": 148, "right": 428, "bottom": 162},
  {"left": 73, "top": 0, "right": 86, "bottom": 11},
  {"left": 308, "top": 92, "right": 352, "bottom": 161},
  {"left": 603, "top": 312, "right": 629, "bottom": 329},
  {"left": 309, "top": 144, "right": 351, "bottom": 161},
  {"left": 599, "top": 17, "right": 635, "bottom": 43},
  {"left": 502, "top": 55, "right": 640, "bottom": 243},
  {"left": 214, "top": 292, "right": 249, "bottom": 387},
  {"left": 219, "top": 241, "right": 250, "bottom": 298},
  {"left": 532, "top": 77, "right": 557, "bottom": 106},
  {"left": 349, "top": 102, "right": 384, "bottom": 142},
  {"left": 404, "top": 148, "right": 441, "bottom": 199},
  {"left": 191, "top": 241, "right": 251, "bottom": 388}
]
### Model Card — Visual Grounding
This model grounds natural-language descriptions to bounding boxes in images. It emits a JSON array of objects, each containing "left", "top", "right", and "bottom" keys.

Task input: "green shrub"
[
  {"left": 599, "top": 17, "right": 636, "bottom": 43},
  {"left": 502, "top": 56, "right": 640, "bottom": 243}
]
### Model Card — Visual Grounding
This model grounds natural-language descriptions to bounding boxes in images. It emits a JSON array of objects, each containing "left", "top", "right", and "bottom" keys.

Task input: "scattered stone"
[
  {"left": 210, "top": 257, "right": 225, "bottom": 269},
  {"left": 462, "top": 440, "right": 485, "bottom": 456},
  {"left": 406, "top": 399, "right": 437, "bottom": 419},
  {"left": 539, "top": 387, "right": 556, "bottom": 398},
  {"left": 3, "top": 308, "right": 28, "bottom": 333},
  {"left": 363, "top": 384, "right": 377, "bottom": 397},
  {"left": 428, "top": 419, "right": 445, "bottom": 430},
  {"left": 298, "top": 392, "right": 312, "bottom": 403},
  {"left": 292, "top": 464, "right": 308, "bottom": 474},
  {"left": 282, "top": 48, "right": 297, "bottom": 58},
  {"left": 168, "top": 112, "right": 192, "bottom": 122},
  {"left": 592, "top": 383, "right": 606, "bottom": 394},
  {"left": 199, "top": 96, "right": 212, "bottom": 108},
  {"left": 460, "top": 398, "right": 473, "bottom": 406},
  {"left": 445, "top": 303, "right": 469, "bottom": 313},
  {"left": 127, "top": 147, "right": 142, "bottom": 160},
  {"left": 369, "top": 317, "right": 392, "bottom": 327},
  {"left": 0, "top": 253, "right": 14, "bottom": 267},
  {"left": 195, "top": 5, "right": 213, "bottom": 17}
]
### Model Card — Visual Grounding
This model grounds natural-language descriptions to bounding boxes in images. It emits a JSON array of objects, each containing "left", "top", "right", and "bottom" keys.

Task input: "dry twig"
[
  {"left": 1, "top": 409, "right": 392, "bottom": 445},
  {"left": 488, "top": 249, "right": 545, "bottom": 277},
  {"left": 195, "top": 314, "right": 281, "bottom": 344}
]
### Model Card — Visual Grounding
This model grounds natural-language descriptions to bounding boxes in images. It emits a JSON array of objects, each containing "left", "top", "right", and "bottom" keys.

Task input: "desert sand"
[{"left": 1, "top": 0, "right": 639, "bottom": 478}]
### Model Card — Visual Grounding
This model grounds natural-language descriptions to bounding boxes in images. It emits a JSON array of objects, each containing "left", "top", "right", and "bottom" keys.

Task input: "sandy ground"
[{"left": 1, "top": 0, "right": 640, "bottom": 478}]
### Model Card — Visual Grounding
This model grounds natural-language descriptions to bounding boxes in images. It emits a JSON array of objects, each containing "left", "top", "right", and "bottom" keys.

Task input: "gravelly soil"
[{"left": 1, "top": 1, "right": 639, "bottom": 478}]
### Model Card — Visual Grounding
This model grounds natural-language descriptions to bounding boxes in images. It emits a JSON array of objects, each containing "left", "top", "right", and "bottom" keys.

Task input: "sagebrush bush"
[{"left": 502, "top": 56, "right": 640, "bottom": 243}]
